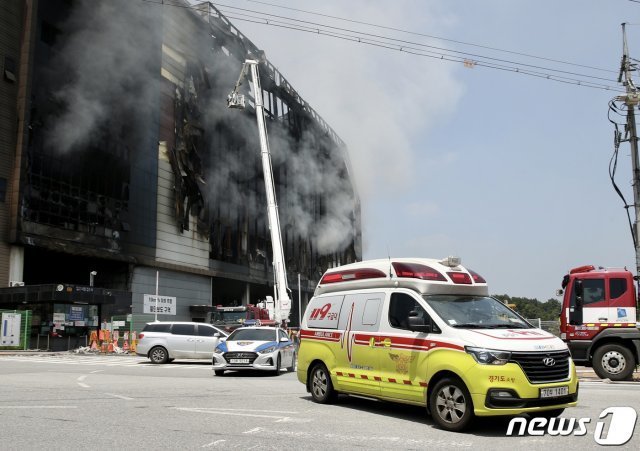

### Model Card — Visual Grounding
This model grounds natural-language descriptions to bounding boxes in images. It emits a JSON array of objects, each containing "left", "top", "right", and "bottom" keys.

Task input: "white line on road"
[
  {"left": 103, "top": 393, "right": 134, "bottom": 401},
  {"left": 202, "top": 440, "right": 226, "bottom": 448},
  {"left": 0, "top": 406, "right": 77, "bottom": 409},
  {"left": 175, "top": 407, "right": 309, "bottom": 422},
  {"left": 77, "top": 375, "right": 90, "bottom": 388}
]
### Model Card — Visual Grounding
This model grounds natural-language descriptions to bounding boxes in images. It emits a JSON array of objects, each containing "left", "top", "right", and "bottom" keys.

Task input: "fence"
[{"left": 526, "top": 318, "right": 560, "bottom": 337}]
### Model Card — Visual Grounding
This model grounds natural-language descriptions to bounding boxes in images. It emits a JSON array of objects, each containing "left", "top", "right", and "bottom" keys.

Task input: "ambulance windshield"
[{"left": 424, "top": 295, "right": 531, "bottom": 329}]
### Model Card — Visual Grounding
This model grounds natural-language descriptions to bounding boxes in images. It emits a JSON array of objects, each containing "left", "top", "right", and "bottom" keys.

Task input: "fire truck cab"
[
  {"left": 558, "top": 265, "right": 640, "bottom": 380},
  {"left": 297, "top": 257, "right": 578, "bottom": 432}
]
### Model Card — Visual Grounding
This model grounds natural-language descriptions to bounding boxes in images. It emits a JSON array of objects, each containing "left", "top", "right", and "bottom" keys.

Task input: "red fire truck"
[
  {"left": 211, "top": 303, "right": 275, "bottom": 332},
  {"left": 558, "top": 264, "right": 640, "bottom": 380}
]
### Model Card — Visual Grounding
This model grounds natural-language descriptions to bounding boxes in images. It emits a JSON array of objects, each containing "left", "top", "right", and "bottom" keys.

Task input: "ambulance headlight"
[
  {"left": 465, "top": 346, "right": 511, "bottom": 365},
  {"left": 258, "top": 345, "right": 277, "bottom": 354}
]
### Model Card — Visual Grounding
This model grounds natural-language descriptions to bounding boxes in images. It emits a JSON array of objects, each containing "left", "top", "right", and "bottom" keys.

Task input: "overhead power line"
[
  {"left": 142, "top": 0, "right": 622, "bottom": 91},
  {"left": 245, "top": 0, "right": 615, "bottom": 75}
]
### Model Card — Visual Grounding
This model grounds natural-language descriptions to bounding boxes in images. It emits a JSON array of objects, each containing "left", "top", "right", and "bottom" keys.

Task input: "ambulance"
[{"left": 297, "top": 257, "right": 578, "bottom": 432}]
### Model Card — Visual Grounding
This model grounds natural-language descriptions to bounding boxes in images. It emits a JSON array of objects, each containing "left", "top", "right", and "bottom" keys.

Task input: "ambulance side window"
[
  {"left": 339, "top": 293, "right": 383, "bottom": 332},
  {"left": 389, "top": 293, "right": 434, "bottom": 331}
]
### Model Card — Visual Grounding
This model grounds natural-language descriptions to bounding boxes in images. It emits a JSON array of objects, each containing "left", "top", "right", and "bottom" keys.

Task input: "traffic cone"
[
  {"left": 107, "top": 341, "right": 114, "bottom": 353},
  {"left": 123, "top": 340, "right": 129, "bottom": 352}
]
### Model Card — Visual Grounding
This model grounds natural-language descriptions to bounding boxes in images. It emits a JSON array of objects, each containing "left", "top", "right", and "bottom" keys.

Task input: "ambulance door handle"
[
  {"left": 381, "top": 338, "right": 391, "bottom": 347},
  {"left": 598, "top": 317, "right": 607, "bottom": 321}
]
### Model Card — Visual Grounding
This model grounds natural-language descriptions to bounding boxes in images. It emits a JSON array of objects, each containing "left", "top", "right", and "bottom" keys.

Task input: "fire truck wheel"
[
  {"left": 429, "top": 377, "right": 474, "bottom": 432},
  {"left": 149, "top": 346, "right": 169, "bottom": 364},
  {"left": 592, "top": 344, "right": 636, "bottom": 381},
  {"left": 309, "top": 363, "right": 337, "bottom": 404}
]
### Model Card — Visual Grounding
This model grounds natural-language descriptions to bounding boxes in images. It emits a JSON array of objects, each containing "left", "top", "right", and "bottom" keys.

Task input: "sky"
[{"left": 208, "top": 0, "right": 640, "bottom": 302}]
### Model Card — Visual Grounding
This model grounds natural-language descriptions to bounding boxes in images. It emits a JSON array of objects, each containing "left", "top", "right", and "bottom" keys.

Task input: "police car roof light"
[
  {"left": 320, "top": 268, "right": 387, "bottom": 284},
  {"left": 392, "top": 262, "right": 447, "bottom": 281}
]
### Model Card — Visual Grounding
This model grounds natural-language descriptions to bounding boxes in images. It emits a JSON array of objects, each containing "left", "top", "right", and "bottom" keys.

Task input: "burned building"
[{"left": 0, "top": 0, "right": 361, "bottom": 345}]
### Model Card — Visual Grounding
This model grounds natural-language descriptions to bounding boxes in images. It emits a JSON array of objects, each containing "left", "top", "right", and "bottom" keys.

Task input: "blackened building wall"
[{"left": 0, "top": 0, "right": 361, "bottom": 331}]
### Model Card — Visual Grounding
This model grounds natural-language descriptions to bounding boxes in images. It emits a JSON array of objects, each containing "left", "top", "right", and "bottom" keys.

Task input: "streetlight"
[{"left": 89, "top": 271, "right": 97, "bottom": 287}]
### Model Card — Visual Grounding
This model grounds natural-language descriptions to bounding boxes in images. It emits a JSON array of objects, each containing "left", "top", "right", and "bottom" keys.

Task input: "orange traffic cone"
[
  {"left": 123, "top": 340, "right": 129, "bottom": 352},
  {"left": 107, "top": 341, "right": 114, "bottom": 353}
]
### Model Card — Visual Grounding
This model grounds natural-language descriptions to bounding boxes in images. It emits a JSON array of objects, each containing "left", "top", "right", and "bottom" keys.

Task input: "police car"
[{"left": 212, "top": 326, "right": 296, "bottom": 376}]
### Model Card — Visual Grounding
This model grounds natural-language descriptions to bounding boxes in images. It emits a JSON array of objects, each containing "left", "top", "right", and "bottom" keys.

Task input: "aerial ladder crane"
[{"left": 227, "top": 57, "right": 292, "bottom": 327}]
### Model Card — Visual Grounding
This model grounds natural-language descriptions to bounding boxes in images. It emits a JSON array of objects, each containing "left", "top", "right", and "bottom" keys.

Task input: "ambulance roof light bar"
[
  {"left": 392, "top": 262, "right": 447, "bottom": 281},
  {"left": 320, "top": 268, "right": 387, "bottom": 284}
]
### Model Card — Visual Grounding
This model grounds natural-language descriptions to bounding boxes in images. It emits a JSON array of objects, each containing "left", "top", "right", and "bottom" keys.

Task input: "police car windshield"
[
  {"left": 227, "top": 328, "right": 277, "bottom": 342},
  {"left": 423, "top": 295, "right": 531, "bottom": 329}
]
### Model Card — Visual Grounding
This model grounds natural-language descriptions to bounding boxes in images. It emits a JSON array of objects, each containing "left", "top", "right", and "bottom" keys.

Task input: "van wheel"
[
  {"left": 429, "top": 377, "right": 474, "bottom": 432},
  {"left": 309, "top": 363, "right": 337, "bottom": 404},
  {"left": 149, "top": 346, "right": 169, "bottom": 364},
  {"left": 214, "top": 370, "right": 225, "bottom": 376},
  {"left": 286, "top": 352, "right": 296, "bottom": 372},
  {"left": 593, "top": 344, "right": 635, "bottom": 381}
]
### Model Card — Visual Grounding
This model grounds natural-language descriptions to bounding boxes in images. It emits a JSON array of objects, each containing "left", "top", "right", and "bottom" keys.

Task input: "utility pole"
[{"left": 617, "top": 23, "right": 640, "bottom": 288}]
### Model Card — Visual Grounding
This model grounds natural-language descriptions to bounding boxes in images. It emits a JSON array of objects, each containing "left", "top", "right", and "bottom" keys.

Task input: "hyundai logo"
[{"left": 543, "top": 357, "right": 556, "bottom": 367}]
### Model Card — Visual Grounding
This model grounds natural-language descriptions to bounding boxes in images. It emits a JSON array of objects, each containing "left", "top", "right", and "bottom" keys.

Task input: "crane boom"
[{"left": 227, "top": 59, "right": 291, "bottom": 326}]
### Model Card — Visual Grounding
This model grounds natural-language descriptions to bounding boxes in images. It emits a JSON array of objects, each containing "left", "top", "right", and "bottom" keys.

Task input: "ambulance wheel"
[
  {"left": 429, "top": 377, "right": 474, "bottom": 432},
  {"left": 593, "top": 344, "right": 635, "bottom": 381},
  {"left": 214, "top": 370, "right": 225, "bottom": 376},
  {"left": 149, "top": 346, "right": 169, "bottom": 364},
  {"left": 309, "top": 363, "right": 337, "bottom": 404}
]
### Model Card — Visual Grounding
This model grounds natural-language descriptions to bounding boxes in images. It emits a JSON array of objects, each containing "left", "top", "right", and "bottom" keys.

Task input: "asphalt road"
[{"left": 0, "top": 354, "right": 637, "bottom": 450}]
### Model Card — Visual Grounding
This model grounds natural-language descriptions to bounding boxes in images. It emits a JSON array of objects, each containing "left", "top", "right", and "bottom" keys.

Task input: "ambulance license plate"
[
  {"left": 229, "top": 358, "right": 250, "bottom": 364},
  {"left": 539, "top": 386, "right": 568, "bottom": 398}
]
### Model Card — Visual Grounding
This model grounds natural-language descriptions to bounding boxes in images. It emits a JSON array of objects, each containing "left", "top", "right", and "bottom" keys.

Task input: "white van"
[
  {"left": 136, "top": 322, "right": 227, "bottom": 364},
  {"left": 297, "top": 257, "right": 578, "bottom": 432}
]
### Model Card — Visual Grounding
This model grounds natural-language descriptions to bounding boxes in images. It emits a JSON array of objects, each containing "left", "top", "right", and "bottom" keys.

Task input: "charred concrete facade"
[{"left": 0, "top": 0, "right": 361, "bottom": 338}]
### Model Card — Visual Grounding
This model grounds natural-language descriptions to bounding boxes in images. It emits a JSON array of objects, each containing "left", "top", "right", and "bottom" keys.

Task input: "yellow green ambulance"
[{"left": 297, "top": 257, "right": 578, "bottom": 432}]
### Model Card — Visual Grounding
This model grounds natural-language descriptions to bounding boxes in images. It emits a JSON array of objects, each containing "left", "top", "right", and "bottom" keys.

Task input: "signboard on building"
[
  {"left": 1, "top": 313, "right": 21, "bottom": 346},
  {"left": 143, "top": 295, "right": 176, "bottom": 315}
]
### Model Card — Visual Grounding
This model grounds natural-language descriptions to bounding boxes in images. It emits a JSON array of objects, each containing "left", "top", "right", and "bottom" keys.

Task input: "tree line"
[{"left": 493, "top": 294, "right": 561, "bottom": 321}]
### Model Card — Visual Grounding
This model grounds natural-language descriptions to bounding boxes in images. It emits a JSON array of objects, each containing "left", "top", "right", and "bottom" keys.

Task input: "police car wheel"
[
  {"left": 149, "top": 346, "right": 169, "bottom": 364},
  {"left": 273, "top": 354, "right": 282, "bottom": 376},
  {"left": 286, "top": 352, "right": 296, "bottom": 372},
  {"left": 429, "top": 377, "right": 474, "bottom": 432},
  {"left": 310, "top": 363, "right": 337, "bottom": 404},
  {"left": 593, "top": 344, "right": 635, "bottom": 381}
]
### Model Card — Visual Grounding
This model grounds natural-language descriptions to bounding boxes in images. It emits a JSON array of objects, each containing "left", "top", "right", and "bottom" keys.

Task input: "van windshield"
[{"left": 423, "top": 295, "right": 531, "bottom": 329}]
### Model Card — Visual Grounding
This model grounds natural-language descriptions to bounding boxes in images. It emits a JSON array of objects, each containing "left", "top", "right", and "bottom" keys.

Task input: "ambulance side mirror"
[{"left": 407, "top": 311, "right": 431, "bottom": 333}]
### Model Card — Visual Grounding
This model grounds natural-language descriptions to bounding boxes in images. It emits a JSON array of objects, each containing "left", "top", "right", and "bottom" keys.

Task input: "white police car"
[{"left": 212, "top": 326, "right": 296, "bottom": 376}]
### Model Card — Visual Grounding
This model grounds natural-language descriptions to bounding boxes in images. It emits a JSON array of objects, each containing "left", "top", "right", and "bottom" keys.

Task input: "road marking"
[
  {"left": 202, "top": 440, "right": 226, "bottom": 448},
  {"left": 103, "top": 393, "right": 134, "bottom": 401},
  {"left": 175, "top": 407, "right": 308, "bottom": 422},
  {"left": 0, "top": 406, "right": 77, "bottom": 409},
  {"left": 77, "top": 375, "right": 90, "bottom": 388}
]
